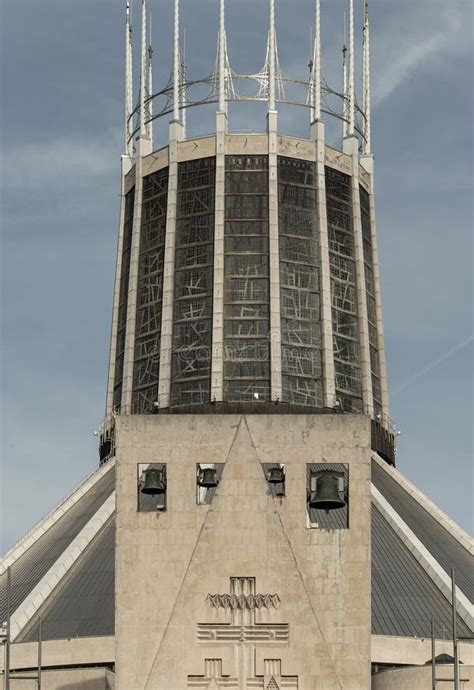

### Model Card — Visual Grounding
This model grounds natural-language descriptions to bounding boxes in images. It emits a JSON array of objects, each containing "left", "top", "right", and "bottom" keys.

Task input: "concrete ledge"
[
  {"left": 0, "top": 636, "right": 115, "bottom": 671},
  {"left": 372, "top": 664, "right": 474, "bottom": 690},
  {"left": 371, "top": 634, "right": 474, "bottom": 666}
]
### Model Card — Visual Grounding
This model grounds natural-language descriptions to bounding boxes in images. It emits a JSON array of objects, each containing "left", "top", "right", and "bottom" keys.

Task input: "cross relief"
[{"left": 188, "top": 578, "right": 298, "bottom": 690}]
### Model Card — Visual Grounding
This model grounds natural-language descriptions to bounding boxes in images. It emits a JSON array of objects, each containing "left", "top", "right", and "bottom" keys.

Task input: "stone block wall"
[{"left": 115, "top": 413, "right": 372, "bottom": 689}]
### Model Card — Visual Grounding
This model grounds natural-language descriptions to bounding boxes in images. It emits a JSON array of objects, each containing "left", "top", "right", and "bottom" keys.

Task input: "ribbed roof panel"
[
  {"left": 0, "top": 465, "right": 115, "bottom": 622},
  {"left": 372, "top": 460, "right": 473, "bottom": 601}
]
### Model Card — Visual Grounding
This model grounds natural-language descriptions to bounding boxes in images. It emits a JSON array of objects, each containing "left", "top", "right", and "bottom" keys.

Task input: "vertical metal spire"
[
  {"left": 173, "top": 0, "right": 180, "bottom": 122},
  {"left": 314, "top": 0, "right": 322, "bottom": 121},
  {"left": 348, "top": 0, "right": 355, "bottom": 136},
  {"left": 139, "top": 0, "right": 147, "bottom": 137},
  {"left": 363, "top": 0, "right": 372, "bottom": 154},
  {"left": 124, "top": 0, "right": 133, "bottom": 154},
  {"left": 148, "top": 11, "right": 153, "bottom": 146},
  {"left": 218, "top": 0, "right": 226, "bottom": 113},
  {"left": 268, "top": 0, "right": 276, "bottom": 112},
  {"left": 342, "top": 12, "right": 348, "bottom": 139},
  {"left": 181, "top": 29, "right": 187, "bottom": 138}
]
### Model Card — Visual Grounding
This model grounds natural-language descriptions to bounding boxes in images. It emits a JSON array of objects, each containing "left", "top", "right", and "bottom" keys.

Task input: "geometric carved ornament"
[{"left": 188, "top": 578, "right": 298, "bottom": 689}]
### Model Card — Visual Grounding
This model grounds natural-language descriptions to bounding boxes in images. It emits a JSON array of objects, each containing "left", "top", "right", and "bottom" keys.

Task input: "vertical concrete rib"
[
  {"left": 268, "top": 114, "right": 282, "bottom": 400},
  {"left": 344, "top": 136, "right": 374, "bottom": 415},
  {"left": 311, "top": 121, "right": 336, "bottom": 407},
  {"left": 158, "top": 122, "right": 183, "bottom": 408},
  {"left": 211, "top": 115, "right": 227, "bottom": 401},
  {"left": 106, "top": 156, "right": 133, "bottom": 415},
  {"left": 121, "top": 140, "right": 151, "bottom": 413},
  {"left": 361, "top": 155, "right": 389, "bottom": 416}
]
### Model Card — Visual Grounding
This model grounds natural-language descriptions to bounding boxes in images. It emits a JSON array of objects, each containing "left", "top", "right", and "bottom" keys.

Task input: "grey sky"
[{"left": 0, "top": 0, "right": 472, "bottom": 552}]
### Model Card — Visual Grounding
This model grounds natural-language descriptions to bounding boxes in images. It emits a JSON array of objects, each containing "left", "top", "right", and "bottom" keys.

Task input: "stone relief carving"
[
  {"left": 206, "top": 593, "right": 281, "bottom": 610},
  {"left": 188, "top": 578, "right": 298, "bottom": 689}
]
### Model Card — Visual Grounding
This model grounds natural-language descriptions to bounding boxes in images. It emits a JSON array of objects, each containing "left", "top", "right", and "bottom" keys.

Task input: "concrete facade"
[
  {"left": 372, "top": 665, "right": 474, "bottom": 689},
  {"left": 114, "top": 413, "right": 372, "bottom": 690},
  {"left": 4, "top": 668, "right": 113, "bottom": 690}
]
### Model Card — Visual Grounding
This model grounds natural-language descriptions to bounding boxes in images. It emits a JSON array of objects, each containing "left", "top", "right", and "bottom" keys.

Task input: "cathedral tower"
[
  {"left": 2, "top": 3, "right": 471, "bottom": 689},
  {"left": 104, "top": 0, "right": 391, "bottom": 442},
  {"left": 111, "top": 1, "right": 387, "bottom": 687}
]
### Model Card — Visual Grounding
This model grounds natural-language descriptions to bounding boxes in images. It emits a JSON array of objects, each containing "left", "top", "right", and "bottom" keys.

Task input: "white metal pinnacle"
[
  {"left": 122, "top": 0, "right": 370, "bottom": 153},
  {"left": 315, "top": 0, "right": 321, "bottom": 121},
  {"left": 342, "top": 11, "right": 348, "bottom": 139},
  {"left": 182, "top": 30, "right": 187, "bottom": 138},
  {"left": 348, "top": 0, "right": 355, "bottom": 136},
  {"left": 173, "top": 0, "right": 180, "bottom": 122},
  {"left": 148, "top": 11, "right": 153, "bottom": 145},
  {"left": 219, "top": 0, "right": 226, "bottom": 113},
  {"left": 124, "top": 0, "right": 133, "bottom": 154},
  {"left": 363, "top": 0, "right": 371, "bottom": 154},
  {"left": 268, "top": 0, "right": 276, "bottom": 112},
  {"left": 139, "top": 0, "right": 147, "bottom": 137}
]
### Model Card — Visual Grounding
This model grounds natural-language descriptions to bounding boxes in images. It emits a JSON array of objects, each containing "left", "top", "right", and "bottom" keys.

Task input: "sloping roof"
[
  {"left": 371, "top": 505, "right": 471, "bottom": 638},
  {"left": 19, "top": 518, "right": 115, "bottom": 643},
  {"left": 0, "top": 466, "right": 115, "bottom": 625},
  {"left": 2, "top": 458, "right": 472, "bottom": 644},
  {"left": 372, "top": 460, "right": 473, "bottom": 601}
]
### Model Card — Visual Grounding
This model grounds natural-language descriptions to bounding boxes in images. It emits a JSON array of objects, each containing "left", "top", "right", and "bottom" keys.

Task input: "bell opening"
[
  {"left": 267, "top": 466, "right": 285, "bottom": 484},
  {"left": 141, "top": 467, "right": 166, "bottom": 495},
  {"left": 197, "top": 466, "right": 219, "bottom": 489},
  {"left": 308, "top": 470, "right": 346, "bottom": 513}
]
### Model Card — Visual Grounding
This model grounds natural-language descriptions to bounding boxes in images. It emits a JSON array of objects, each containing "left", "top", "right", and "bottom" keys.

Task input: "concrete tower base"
[{"left": 115, "top": 413, "right": 372, "bottom": 690}]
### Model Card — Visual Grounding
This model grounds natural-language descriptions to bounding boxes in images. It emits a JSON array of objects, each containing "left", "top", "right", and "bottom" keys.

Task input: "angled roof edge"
[
  {"left": 371, "top": 485, "right": 473, "bottom": 631},
  {"left": 10, "top": 492, "right": 116, "bottom": 642},
  {"left": 372, "top": 454, "right": 472, "bottom": 554},
  {"left": 0, "top": 459, "right": 116, "bottom": 573}
]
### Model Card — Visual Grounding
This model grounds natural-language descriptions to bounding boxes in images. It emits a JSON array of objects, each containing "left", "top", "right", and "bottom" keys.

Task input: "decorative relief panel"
[
  {"left": 189, "top": 578, "right": 297, "bottom": 689},
  {"left": 206, "top": 592, "right": 280, "bottom": 611}
]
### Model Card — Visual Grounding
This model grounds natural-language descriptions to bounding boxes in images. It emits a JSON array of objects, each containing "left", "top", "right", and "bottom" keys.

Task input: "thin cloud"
[
  {"left": 0, "top": 129, "right": 121, "bottom": 191},
  {"left": 373, "top": 3, "right": 470, "bottom": 106},
  {"left": 391, "top": 335, "right": 474, "bottom": 398}
]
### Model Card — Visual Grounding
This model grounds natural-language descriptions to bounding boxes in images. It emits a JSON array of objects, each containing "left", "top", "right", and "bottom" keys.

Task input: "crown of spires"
[{"left": 124, "top": 0, "right": 372, "bottom": 155}]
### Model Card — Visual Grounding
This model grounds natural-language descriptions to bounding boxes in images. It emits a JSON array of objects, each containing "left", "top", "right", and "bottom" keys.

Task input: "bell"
[
  {"left": 141, "top": 467, "right": 166, "bottom": 495},
  {"left": 309, "top": 471, "right": 345, "bottom": 513},
  {"left": 267, "top": 466, "right": 285, "bottom": 484},
  {"left": 197, "top": 467, "right": 219, "bottom": 488}
]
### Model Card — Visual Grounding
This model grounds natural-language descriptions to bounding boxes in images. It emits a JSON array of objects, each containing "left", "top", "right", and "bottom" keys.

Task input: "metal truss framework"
[
  {"left": 224, "top": 155, "right": 271, "bottom": 402},
  {"left": 132, "top": 167, "right": 169, "bottom": 414},
  {"left": 278, "top": 157, "right": 323, "bottom": 407},
  {"left": 127, "top": 51, "right": 367, "bottom": 149},
  {"left": 171, "top": 157, "right": 216, "bottom": 407},
  {"left": 112, "top": 158, "right": 384, "bottom": 419},
  {"left": 325, "top": 167, "right": 364, "bottom": 413}
]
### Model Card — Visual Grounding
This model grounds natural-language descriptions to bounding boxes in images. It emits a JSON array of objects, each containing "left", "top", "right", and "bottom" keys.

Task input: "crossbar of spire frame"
[{"left": 128, "top": 77, "right": 367, "bottom": 146}]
